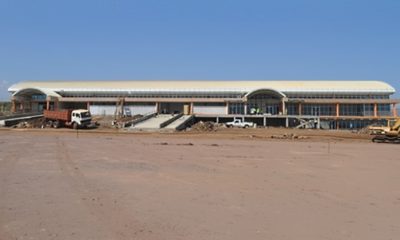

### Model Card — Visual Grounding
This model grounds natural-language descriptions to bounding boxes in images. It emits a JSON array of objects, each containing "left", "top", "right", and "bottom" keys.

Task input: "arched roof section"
[
  {"left": 244, "top": 88, "right": 286, "bottom": 100},
  {"left": 12, "top": 88, "right": 61, "bottom": 98}
]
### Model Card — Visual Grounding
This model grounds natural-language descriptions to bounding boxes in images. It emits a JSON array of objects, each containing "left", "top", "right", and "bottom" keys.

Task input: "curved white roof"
[{"left": 8, "top": 80, "right": 395, "bottom": 94}]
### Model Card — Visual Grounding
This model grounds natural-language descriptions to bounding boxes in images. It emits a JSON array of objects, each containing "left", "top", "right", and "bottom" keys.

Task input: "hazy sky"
[{"left": 0, "top": 0, "right": 399, "bottom": 100}]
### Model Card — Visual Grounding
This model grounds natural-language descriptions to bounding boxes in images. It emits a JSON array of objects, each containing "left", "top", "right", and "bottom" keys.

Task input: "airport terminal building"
[{"left": 8, "top": 80, "right": 399, "bottom": 129}]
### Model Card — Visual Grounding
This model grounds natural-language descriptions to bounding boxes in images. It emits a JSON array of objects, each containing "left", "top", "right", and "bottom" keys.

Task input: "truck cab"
[{"left": 71, "top": 109, "right": 92, "bottom": 128}]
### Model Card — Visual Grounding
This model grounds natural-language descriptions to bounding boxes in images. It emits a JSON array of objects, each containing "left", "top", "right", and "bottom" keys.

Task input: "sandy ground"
[{"left": 0, "top": 129, "right": 399, "bottom": 240}]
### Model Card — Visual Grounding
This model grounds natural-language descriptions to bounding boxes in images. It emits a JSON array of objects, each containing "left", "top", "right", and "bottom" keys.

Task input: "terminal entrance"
[
  {"left": 159, "top": 102, "right": 191, "bottom": 114},
  {"left": 245, "top": 89, "right": 285, "bottom": 115}
]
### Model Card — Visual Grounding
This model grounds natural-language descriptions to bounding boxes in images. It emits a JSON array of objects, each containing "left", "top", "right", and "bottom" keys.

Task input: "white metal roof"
[{"left": 8, "top": 80, "right": 396, "bottom": 95}]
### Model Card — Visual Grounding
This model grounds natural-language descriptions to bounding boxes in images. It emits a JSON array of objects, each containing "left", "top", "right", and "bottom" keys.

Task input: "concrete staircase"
[
  {"left": 132, "top": 114, "right": 177, "bottom": 130},
  {"left": 163, "top": 115, "right": 194, "bottom": 130}
]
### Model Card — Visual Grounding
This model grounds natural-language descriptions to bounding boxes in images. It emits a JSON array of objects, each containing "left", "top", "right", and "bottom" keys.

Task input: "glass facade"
[
  {"left": 286, "top": 94, "right": 390, "bottom": 99},
  {"left": 377, "top": 104, "right": 391, "bottom": 116},
  {"left": 287, "top": 103, "right": 298, "bottom": 115},
  {"left": 338, "top": 119, "right": 387, "bottom": 129},
  {"left": 60, "top": 91, "right": 243, "bottom": 99},
  {"left": 31, "top": 94, "right": 46, "bottom": 101},
  {"left": 246, "top": 93, "right": 281, "bottom": 115},
  {"left": 302, "top": 104, "right": 336, "bottom": 116},
  {"left": 228, "top": 103, "right": 245, "bottom": 114}
]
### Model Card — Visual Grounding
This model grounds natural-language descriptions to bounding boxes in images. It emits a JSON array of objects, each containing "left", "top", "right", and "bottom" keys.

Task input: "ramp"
[
  {"left": 164, "top": 115, "right": 194, "bottom": 131},
  {"left": 132, "top": 114, "right": 176, "bottom": 130},
  {"left": 0, "top": 113, "right": 43, "bottom": 127}
]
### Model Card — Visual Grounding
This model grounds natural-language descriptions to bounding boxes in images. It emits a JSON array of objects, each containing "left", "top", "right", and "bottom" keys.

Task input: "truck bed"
[{"left": 43, "top": 110, "right": 72, "bottom": 122}]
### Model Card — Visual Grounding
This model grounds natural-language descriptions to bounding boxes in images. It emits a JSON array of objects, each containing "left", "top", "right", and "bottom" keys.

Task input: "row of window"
[
  {"left": 286, "top": 94, "right": 390, "bottom": 99},
  {"left": 59, "top": 92, "right": 243, "bottom": 99},
  {"left": 229, "top": 103, "right": 393, "bottom": 116},
  {"left": 287, "top": 103, "right": 392, "bottom": 116},
  {"left": 321, "top": 120, "right": 388, "bottom": 129},
  {"left": 54, "top": 92, "right": 391, "bottom": 100}
]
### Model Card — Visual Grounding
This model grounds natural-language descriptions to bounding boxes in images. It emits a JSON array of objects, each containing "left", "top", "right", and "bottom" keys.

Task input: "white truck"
[
  {"left": 44, "top": 109, "right": 92, "bottom": 129},
  {"left": 225, "top": 119, "right": 255, "bottom": 128}
]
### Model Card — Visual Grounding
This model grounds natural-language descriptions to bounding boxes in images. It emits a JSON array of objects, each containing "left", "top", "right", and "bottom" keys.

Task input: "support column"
[
  {"left": 336, "top": 103, "right": 340, "bottom": 117},
  {"left": 298, "top": 103, "right": 302, "bottom": 116},
  {"left": 190, "top": 102, "right": 194, "bottom": 114},
  {"left": 46, "top": 96, "right": 50, "bottom": 110},
  {"left": 54, "top": 100, "right": 59, "bottom": 111},
  {"left": 374, "top": 103, "right": 378, "bottom": 117},
  {"left": 263, "top": 117, "right": 266, "bottom": 127},
  {"left": 225, "top": 102, "right": 229, "bottom": 115},
  {"left": 392, "top": 103, "right": 397, "bottom": 117},
  {"left": 244, "top": 104, "right": 247, "bottom": 115},
  {"left": 87, "top": 102, "right": 90, "bottom": 110},
  {"left": 11, "top": 99, "right": 17, "bottom": 113},
  {"left": 281, "top": 99, "right": 286, "bottom": 115},
  {"left": 285, "top": 117, "right": 289, "bottom": 128}
]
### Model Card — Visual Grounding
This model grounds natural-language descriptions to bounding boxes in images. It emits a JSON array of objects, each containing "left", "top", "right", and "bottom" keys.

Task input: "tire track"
[{"left": 54, "top": 137, "right": 161, "bottom": 240}]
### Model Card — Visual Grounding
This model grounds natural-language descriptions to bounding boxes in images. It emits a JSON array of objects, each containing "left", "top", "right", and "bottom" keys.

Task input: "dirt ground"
[{"left": 0, "top": 129, "right": 399, "bottom": 240}]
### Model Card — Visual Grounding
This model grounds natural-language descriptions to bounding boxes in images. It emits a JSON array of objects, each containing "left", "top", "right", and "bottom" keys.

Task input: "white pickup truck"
[{"left": 225, "top": 119, "right": 255, "bottom": 128}]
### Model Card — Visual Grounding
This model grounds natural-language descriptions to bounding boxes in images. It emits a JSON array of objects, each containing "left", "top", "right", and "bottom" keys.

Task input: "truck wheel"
[
  {"left": 244, "top": 125, "right": 249, "bottom": 128},
  {"left": 72, "top": 122, "right": 78, "bottom": 130},
  {"left": 53, "top": 121, "right": 60, "bottom": 128}
]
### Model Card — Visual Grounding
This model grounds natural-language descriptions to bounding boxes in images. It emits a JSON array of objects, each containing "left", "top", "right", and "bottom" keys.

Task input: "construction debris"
[
  {"left": 11, "top": 118, "right": 45, "bottom": 128},
  {"left": 271, "top": 133, "right": 308, "bottom": 140},
  {"left": 189, "top": 121, "right": 225, "bottom": 132}
]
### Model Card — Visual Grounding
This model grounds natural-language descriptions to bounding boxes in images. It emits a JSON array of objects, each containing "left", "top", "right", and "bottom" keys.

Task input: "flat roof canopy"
[{"left": 8, "top": 80, "right": 396, "bottom": 95}]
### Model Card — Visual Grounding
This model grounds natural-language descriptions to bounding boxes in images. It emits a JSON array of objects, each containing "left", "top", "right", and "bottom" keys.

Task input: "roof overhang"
[
  {"left": 244, "top": 88, "right": 286, "bottom": 100},
  {"left": 12, "top": 88, "right": 61, "bottom": 98}
]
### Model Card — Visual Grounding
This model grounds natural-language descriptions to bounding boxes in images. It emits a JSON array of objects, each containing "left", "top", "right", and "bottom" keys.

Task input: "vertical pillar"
[
  {"left": 226, "top": 102, "right": 229, "bottom": 115},
  {"left": 11, "top": 100, "right": 16, "bottom": 113},
  {"left": 155, "top": 102, "right": 159, "bottom": 113},
  {"left": 336, "top": 103, "right": 340, "bottom": 117},
  {"left": 392, "top": 103, "right": 397, "bottom": 117},
  {"left": 19, "top": 102, "right": 24, "bottom": 112},
  {"left": 281, "top": 99, "right": 286, "bottom": 115},
  {"left": 87, "top": 102, "right": 90, "bottom": 110},
  {"left": 285, "top": 117, "right": 289, "bottom": 128},
  {"left": 190, "top": 102, "right": 194, "bottom": 114},
  {"left": 374, "top": 103, "right": 378, "bottom": 117},
  {"left": 263, "top": 117, "right": 266, "bottom": 127},
  {"left": 244, "top": 104, "right": 247, "bottom": 115},
  {"left": 298, "top": 103, "right": 302, "bottom": 116}
]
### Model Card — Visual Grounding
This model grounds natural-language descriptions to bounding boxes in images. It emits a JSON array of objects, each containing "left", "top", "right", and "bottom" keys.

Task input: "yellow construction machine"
[
  {"left": 372, "top": 118, "right": 400, "bottom": 143},
  {"left": 368, "top": 118, "right": 399, "bottom": 135}
]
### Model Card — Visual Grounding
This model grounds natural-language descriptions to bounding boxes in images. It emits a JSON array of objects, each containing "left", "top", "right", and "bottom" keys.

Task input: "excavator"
[
  {"left": 368, "top": 118, "right": 399, "bottom": 135},
  {"left": 372, "top": 118, "right": 400, "bottom": 143}
]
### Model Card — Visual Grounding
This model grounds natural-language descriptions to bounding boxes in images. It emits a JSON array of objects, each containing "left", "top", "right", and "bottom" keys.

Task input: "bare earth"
[{"left": 0, "top": 129, "right": 399, "bottom": 240}]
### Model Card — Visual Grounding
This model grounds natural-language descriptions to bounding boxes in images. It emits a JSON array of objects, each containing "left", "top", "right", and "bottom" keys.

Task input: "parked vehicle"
[
  {"left": 43, "top": 109, "right": 92, "bottom": 129},
  {"left": 225, "top": 119, "right": 255, "bottom": 128}
]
